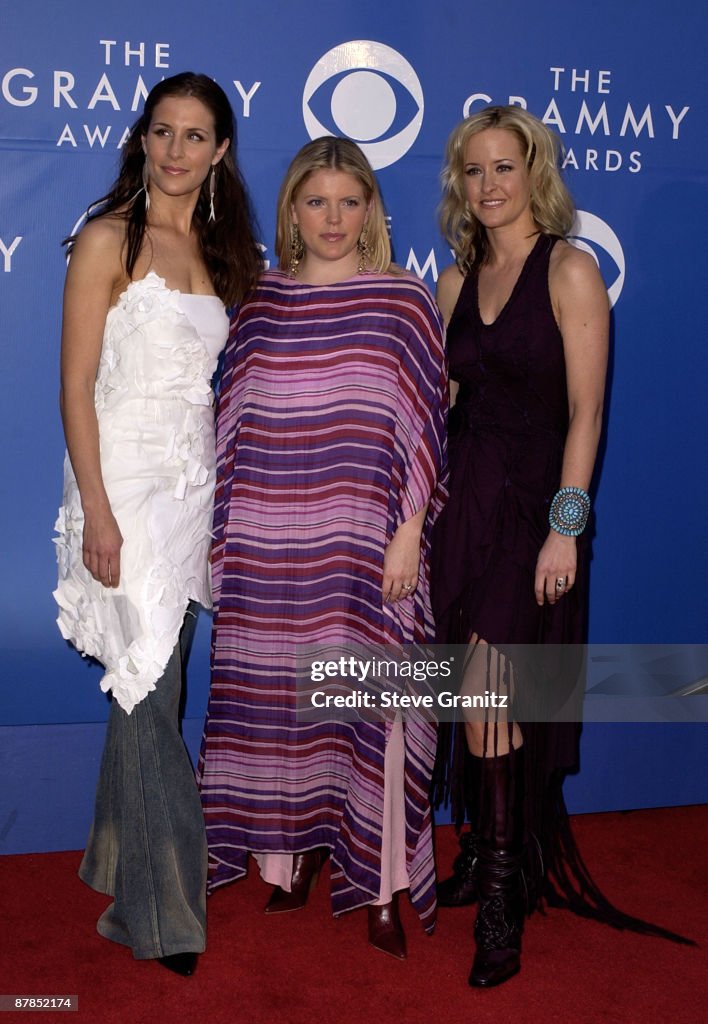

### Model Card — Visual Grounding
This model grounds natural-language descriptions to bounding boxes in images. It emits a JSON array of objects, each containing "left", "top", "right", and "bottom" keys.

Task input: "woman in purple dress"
[
  {"left": 198, "top": 137, "right": 447, "bottom": 958},
  {"left": 430, "top": 106, "right": 610, "bottom": 987}
]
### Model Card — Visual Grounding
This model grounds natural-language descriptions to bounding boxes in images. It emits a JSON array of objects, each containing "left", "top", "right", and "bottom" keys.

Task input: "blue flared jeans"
[{"left": 79, "top": 605, "right": 207, "bottom": 959}]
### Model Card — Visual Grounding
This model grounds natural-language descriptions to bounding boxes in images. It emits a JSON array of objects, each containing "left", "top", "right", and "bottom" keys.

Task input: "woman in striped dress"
[{"left": 197, "top": 137, "right": 448, "bottom": 957}]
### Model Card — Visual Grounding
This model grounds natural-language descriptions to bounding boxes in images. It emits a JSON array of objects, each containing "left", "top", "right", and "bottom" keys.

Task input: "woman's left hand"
[
  {"left": 535, "top": 530, "right": 577, "bottom": 606},
  {"left": 383, "top": 520, "right": 422, "bottom": 603}
]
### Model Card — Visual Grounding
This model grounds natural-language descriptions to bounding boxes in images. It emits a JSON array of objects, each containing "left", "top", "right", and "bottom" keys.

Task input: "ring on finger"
[{"left": 555, "top": 577, "right": 567, "bottom": 591}]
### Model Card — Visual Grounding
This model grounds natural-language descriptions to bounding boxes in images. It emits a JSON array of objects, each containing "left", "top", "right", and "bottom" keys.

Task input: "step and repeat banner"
[{"left": 1, "top": 1, "right": 706, "bottom": 846}]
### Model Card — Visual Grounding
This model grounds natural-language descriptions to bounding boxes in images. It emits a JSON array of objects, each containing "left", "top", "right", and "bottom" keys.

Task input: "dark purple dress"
[
  {"left": 432, "top": 233, "right": 587, "bottom": 648},
  {"left": 431, "top": 236, "right": 689, "bottom": 941},
  {"left": 431, "top": 233, "right": 588, "bottom": 908}
]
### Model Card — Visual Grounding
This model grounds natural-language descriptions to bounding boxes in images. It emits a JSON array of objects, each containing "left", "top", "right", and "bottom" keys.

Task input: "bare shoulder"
[
  {"left": 71, "top": 214, "right": 123, "bottom": 259},
  {"left": 436, "top": 262, "right": 465, "bottom": 325},
  {"left": 549, "top": 239, "right": 606, "bottom": 297},
  {"left": 548, "top": 240, "right": 609, "bottom": 339},
  {"left": 67, "top": 214, "right": 125, "bottom": 289}
]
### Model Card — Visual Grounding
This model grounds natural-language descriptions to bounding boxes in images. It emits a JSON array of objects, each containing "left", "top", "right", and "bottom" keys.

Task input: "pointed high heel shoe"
[
  {"left": 157, "top": 952, "right": 198, "bottom": 976},
  {"left": 264, "top": 848, "right": 327, "bottom": 914},
  {"left": 367, "top": 895, "right": 407, "bottom": 959},
  {"left": 468, "top": 845, "right": 524, "bottom": 987}
]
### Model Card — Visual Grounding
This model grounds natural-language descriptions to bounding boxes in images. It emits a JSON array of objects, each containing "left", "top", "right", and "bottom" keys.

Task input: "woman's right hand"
[
  {"left": 60, "top": 218, "right": 125, "bottom": 589},
  {"left": 82, "top": 507, "right": 123, "bottom": 587}
]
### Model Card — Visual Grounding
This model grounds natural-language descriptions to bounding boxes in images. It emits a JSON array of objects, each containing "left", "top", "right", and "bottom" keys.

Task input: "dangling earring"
[
  {"left": 142, "top": 160, "right": 150, "bottom": 212},
  {"left": 289, "top": 224, "right": 304, "bottom": 277},
  {"left": 208, "top": 166, "right": 216, "bottom": 223},
  {"left": 357, "top": 225, "right": 370, "bottom": 273}
]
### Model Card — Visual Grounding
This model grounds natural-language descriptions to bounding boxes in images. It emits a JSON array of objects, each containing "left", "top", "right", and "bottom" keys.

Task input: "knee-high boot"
[
  {"left": 437, "top": 753, "right": 479, "bottom": 907},
  {"left": 468, "top": 745, "right": 525, "bottom": 988}
]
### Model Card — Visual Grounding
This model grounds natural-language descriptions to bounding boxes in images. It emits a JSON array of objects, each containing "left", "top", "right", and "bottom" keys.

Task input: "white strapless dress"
[{"left": 54, "top": 272, "right": 229, "bottom": 713}]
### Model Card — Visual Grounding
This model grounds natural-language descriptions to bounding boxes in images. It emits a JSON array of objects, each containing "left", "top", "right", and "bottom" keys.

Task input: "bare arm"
[
  {"left": 60, "top": 219, "right": 125, "bottom": 587},
  {"left": 436, "top": 263, "right": 464, "bottom": 408},
  {"left": 535, "top": 243, "right": 609, "bottom": 605}
]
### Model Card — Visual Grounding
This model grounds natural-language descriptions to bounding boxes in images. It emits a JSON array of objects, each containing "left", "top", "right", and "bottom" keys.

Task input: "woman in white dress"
[{"left": 53, "top": 72, "right": 262, "bottom": 975}]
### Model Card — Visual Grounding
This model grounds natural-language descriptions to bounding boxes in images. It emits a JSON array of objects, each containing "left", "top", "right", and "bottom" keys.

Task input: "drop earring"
[
  {"left": 142, "top": 160, "right": 150, "bottom": 212},
  {"left": 357, "top": 225, "right": 369, "bottom": 273},
  {"left": 289, "top": 224, "right": 304, "bottom": 277},
  {"left": 208, "top": 166, "right": 216, "bottom": 223}
]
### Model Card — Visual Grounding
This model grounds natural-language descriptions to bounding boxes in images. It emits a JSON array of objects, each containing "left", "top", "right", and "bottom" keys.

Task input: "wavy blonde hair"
[
  {"left": 275, "top": 136, "right": 391, "bottom": 273},
  {"left": 440, "top": 106, "right": 575, "bottom": 274}
]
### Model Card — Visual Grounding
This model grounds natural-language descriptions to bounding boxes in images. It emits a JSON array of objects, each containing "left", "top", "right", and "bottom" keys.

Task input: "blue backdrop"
[{"left": 2, "top": 0, "right": 706, "bottom": 854}]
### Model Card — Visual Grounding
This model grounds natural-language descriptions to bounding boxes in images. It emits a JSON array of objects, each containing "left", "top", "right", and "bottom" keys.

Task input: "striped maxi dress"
[{"left": 197, "top": 269, "right": 448, "bottom": 930}]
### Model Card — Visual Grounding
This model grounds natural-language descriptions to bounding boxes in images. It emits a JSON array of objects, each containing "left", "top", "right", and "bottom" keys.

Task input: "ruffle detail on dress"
[
  {"left": 165, "top": 409, "right": 210, "bottom": 500},
  {"left": 96, "top": 273, "right": 214, "bottom": 415},
  {"left": 53, "top": 273, "right": 226, "bottom": 713},
  {"left": 54, "top": 577, "right": 106, "bottom": 664},
  {"left": 53, "top": 501, "right": 193, "bottom": 714},
  {"left": 100, "top": 632, "right": 178, "bottom": 715},
  {"left": 54, "top": 499, "right": 106, "bottom": 663}
]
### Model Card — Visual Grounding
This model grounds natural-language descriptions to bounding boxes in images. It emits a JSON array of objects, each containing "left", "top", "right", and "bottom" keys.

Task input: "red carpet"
[{"left": 1, "top": 806, "right": 706, "bottom": 1024}]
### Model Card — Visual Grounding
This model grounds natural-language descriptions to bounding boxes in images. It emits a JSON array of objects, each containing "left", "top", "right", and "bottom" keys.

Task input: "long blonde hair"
[
  {"left": 274, "top": 137, "right": 391, "bottom": 273},
  {"left": 440, "top": 106, "right": 575, "bottom": 274}
]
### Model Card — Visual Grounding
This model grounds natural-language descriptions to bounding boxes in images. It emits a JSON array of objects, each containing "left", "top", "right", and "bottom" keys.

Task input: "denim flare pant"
[{"left": 79, "top": 605, "right": 207, "bottom": 959}]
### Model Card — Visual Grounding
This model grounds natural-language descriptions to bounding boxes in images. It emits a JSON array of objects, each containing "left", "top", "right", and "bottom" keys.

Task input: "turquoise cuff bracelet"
[{"left": 549, "top": 486, "right": 591, "bottom": 537}]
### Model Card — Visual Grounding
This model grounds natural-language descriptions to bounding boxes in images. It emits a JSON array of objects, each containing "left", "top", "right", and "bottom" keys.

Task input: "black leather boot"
[
  {"left": 468, "top": 745, "right": 525, "bottom": 988},
  {"left": 437, "top": 831, "right": 480, "bottom": 907},
  {"left": 437, "top": 753, "right": 480, "bottom": 907}
]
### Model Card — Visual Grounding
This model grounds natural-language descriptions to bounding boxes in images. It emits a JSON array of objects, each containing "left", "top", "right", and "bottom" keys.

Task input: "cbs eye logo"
[
  {"left": 303, "top": 40, "right": 424, "bottom": 170},
  {"left": 570, "top": 211, "right": 625, "bottom": 308}
]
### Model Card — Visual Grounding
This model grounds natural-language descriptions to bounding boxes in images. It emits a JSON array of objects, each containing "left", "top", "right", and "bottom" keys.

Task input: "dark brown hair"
[{"left": 64, "top": 72, "right": 262, "bottom": 305}]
